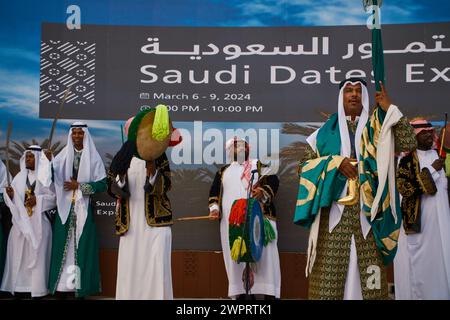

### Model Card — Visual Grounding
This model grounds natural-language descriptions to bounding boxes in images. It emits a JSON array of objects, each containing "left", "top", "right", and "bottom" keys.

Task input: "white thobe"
[
  {"left": 214, "top": 161, "right": 281, "bottom": 298},
  {"left": 394, "top": 149, "right": 450, "bottom": 299},
  {"left": 115, "top": 157, "right": 173, "bottom": 300},
  {"left": 1, "top": 172, "right": 53, "bottom": 297}
]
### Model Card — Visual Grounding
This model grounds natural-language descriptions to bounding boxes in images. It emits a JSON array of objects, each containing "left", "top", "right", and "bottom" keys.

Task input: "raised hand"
[{"left": 375, "top": 81, "right": 392, "bottom": 112}]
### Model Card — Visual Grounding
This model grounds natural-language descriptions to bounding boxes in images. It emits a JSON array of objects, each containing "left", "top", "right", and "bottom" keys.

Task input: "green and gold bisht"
[
  {"left": 296, "top": 0, "right": 401, "bottom": 266},
  {"left": 295, "top": 111, "right": 402, "bottom": 267},
  {"left": 294, "top": 114, "right": 347, "bottom": 228},
  {"left": 360, "top": 0, "right": 401, "bottom": 266},
  {"left": 359, "top": 108, "right": 402, "bottom": 265}
]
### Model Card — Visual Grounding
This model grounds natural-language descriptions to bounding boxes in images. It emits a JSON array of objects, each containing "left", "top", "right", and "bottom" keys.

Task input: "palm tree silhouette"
[
  {"left": 104, "top": 153, "right": 114, "bottom": 169},
  {"left": 279, "top": 122, "right": 321, "bottom": 178}
]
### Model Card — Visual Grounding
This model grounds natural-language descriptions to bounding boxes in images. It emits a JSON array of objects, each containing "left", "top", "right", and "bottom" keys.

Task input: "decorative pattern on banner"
[{"left": 39, "top": 40, "right": 96, "bottom": 105}]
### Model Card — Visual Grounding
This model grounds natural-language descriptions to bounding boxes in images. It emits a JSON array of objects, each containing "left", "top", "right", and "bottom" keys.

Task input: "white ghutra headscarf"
[
  {"left": 4, "top": 146, "right": 55, "bottom": 267},
  {"left": 303, "top": 79, "right": 370, "bottom": 276},
  {"left": 39, "top": 122, "right": 106, "bottom": 243},
  {"left": 306, "top": 79, "right": 370, "bottom": 232}
]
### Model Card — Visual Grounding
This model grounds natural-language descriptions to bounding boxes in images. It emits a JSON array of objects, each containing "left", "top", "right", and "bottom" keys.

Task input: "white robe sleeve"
[
  {"left": 425, "top": 165, "right": 443, "bottom": 181},
  {"left": 147, "top": 169, "right": 159, "bottom": 186},
  {"left": 38, "top": 152, "right": 52, "bottom": 187},
  {"left": 209, "top": 204, "right": 220, "bottom": 212},
  {"left": 116, "top": 175, "right": 126, "bottom": 188}
]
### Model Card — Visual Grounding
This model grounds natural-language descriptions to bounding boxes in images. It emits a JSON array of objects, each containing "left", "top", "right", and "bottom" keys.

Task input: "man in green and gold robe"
[
  {"left": 295, "top": 78, "right": 417, "bottom": 299},
  {"left": 39, "top": 122, "right": 107, "bottom": 298}
]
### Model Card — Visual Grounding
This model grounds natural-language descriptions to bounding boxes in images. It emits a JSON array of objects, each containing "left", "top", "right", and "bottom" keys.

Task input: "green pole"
[{"left": 371, "top": 0, "right": 385, "bottom": 92}]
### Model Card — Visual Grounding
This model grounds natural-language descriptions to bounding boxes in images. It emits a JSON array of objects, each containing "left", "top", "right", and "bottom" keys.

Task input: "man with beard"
[
  {"left": 40, "top": 122, "right": 107, "bottom": 298},
  {"left": 2, "top": 146, "right": 54, "bottom": 298},
  {"left": 394, "top": 119, "right": 450, "bottom": 299},
  {"left": 295, "top": 78, "right": 417, "bottom": 299},
  {"left": 208, "top": 137, "right": 281, "bottom": 300}
]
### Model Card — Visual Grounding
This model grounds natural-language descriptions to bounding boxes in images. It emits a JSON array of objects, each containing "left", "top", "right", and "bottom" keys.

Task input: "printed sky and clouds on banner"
[{"left": 1, "top": 0, "right": 450, "bottom": 160}]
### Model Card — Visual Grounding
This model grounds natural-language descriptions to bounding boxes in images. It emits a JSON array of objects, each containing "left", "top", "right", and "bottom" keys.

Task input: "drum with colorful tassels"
[
  {"left": 228, "top": 198, "right": 265, "bottom": 263},
  {"left": 126, "top": 105, "right": 173, "bottom": 161}
]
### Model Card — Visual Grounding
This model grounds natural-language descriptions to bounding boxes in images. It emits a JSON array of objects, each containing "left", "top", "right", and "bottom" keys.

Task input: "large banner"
[
  {"left": 38, "top": 22, "right": 450, "bottom": 251},
  {"left": 39, "top": 22, "right": 450, "bottom": 122}
]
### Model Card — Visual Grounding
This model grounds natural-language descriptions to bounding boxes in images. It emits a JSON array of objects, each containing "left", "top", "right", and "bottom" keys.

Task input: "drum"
[
  {"left": 229, "top": 198, "right": 265, "bottom": 263},
  {"left": 127, "top": 105, "right": 174, "bottom": 161},
  {"left": 109, "top": 104, "right": 182, "bottom": 178}
]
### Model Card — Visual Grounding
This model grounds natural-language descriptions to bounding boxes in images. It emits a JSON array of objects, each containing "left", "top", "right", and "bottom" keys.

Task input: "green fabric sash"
[
  {"left": 371, "top": 0, "right": 385, "bottom": 92},
  {"left": 294, "top": 114, "right": 346, "bottom": 228},
  {"left": 48, "top": 204, "right": 101, "bottom": 297},
  {"left": 316, "top": 113, "right": 341, "bottom": 157},
  {"left": 360, "top": 107, "right": 402, "bottom": 265}
]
